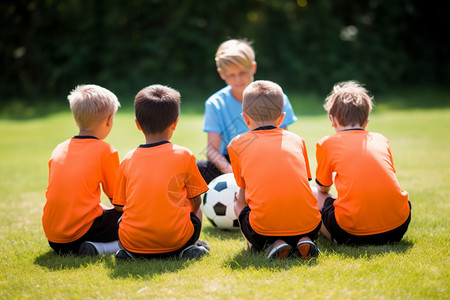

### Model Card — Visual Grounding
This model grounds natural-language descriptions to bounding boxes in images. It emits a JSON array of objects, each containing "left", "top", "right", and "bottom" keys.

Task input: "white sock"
[{"left": 89, "top": 241, "right": 120, "bottom": 255}]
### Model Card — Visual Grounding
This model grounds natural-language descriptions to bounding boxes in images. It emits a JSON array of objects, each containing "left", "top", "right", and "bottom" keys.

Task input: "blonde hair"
[
  {"left": 215, "top": 39, "right": 255, "bottom": 71},
  {"left": 324, "top": 81, "right": 373, "bottom": 127},
  {"left": 68, "top": 84, "right": 120, "bottom": 130},
  {"left": 243, "top": 80, "right": 284, "bottom": 122}
]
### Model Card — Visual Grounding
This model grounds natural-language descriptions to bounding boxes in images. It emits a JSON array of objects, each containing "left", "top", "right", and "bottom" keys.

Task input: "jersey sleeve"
[
  {"left": 386, "top": 139, "right": 397, "bottom": 174},
  {"left": 280, "top": 94, "right": 298, "bottom": 128},
  {"left": 315, "top": 139, "right": 333, "bottom": 187},
  {"left": 101, "top": 149, "right": 120, "bottom": 199},
  {"left": 203, "top": 99, "right": 223, "bottom": 133},
  {"left": 227, "top": 139, "right": 246, "bottom": 188},
  {"left": 112, "top": 160, "right": 127, "bottom": 207},
  {"left": 185, "top": 154, "right": 209, "bottom": 199},
  {"left": 301, "top": 139, "right": 312, "bottom": 181}
]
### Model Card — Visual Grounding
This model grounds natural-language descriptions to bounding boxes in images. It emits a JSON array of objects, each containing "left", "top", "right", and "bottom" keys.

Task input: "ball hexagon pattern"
[{"left": 203, "top": 173, "right": 240, "bottom": 229}]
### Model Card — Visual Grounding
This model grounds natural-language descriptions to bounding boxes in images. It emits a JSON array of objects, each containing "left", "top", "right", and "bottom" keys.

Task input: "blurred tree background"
[{"left": 1, "top": 0, "right": 449, "bottom": 107}]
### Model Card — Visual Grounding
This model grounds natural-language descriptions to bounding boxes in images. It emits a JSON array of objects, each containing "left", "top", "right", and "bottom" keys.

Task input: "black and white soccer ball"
[{"left": 203, "top": 173, "right": 240, "bottom": 230}]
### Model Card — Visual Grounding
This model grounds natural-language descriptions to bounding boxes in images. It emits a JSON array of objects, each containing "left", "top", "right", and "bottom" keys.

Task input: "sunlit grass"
[{"left": 0, "top": 101, "right": 449, "bottom": 298}]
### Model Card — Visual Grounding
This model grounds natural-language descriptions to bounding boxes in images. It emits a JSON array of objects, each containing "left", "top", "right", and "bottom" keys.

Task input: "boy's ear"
[
  {"left": 170, "top": 118, "right": 179, "bottom": 130},
  {"left": 329, "top": 114, "right": 338, "bottom": 128},
  {"left": 135, "top": 119, "right": 142, "bottom": 131},
  {"left": 276, "top": 112, "right": 286, "bottom": 127},
  {"left": 362, "top": 118, "right": 370, "bottom": 129},
  {"left": 241, "top": 112, "right": 252, "bottom": 127},
  {"left": 251, "top": 61, "right": 257, "bottom": 75},
  {"left": 217, "top": 68, "right": 226, "bottom": 81},
  {"left": 106, "top": 113, "right": 114, "bottom": 127}
]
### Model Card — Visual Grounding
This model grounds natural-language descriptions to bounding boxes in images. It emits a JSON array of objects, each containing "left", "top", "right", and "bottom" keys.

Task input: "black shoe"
[
  {"left": 79, "top": 241, "right": 98, "bottom": 256},
  {"left": 179, "top": 245, "right": 209, "bottom": 260},
  {"left": 195, "top": 239, "right": 210, "bottom": 251},
  {"left": 115, "top": 249, "right": 134, "bottom": 260}
]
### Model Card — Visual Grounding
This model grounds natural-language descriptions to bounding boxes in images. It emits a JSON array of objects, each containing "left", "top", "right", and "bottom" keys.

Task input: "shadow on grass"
[
  {"left": 316, "top": 236, "right": 414, "bottom": 259},
  {"left": 34, "top": 250, "right": 114, "bottom": 270},
  {"left": 224, "top": 237, "right": 413, "bottom": 271},
  {"left": 105, "top": 256, "right": 199, "bottom": 279},
  {"left": 225, "top": 248, "right": 319, "bottom": 271},
  {"left": 34, "top": 249, "right": 202, "bottom": 279},
  {"left": 202, "top": 226, "right": 242, "bottom": 241}
]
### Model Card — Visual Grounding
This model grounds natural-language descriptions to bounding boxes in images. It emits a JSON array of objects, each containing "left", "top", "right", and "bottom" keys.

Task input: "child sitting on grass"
[
  {"left": 112, "top": 84, "right": 209, "bottom": 260},
  {"left": 228, "top": 80, "right": 322, "bottom": 260},
  {"left": 43, "top": 84, "right": 122, "bottom": 255},
  {"left": 197, "top": 39, "right": 297, "bottom": 184},
  {"left": 314, "top": 81, "right": 411, "bottom": 245}
]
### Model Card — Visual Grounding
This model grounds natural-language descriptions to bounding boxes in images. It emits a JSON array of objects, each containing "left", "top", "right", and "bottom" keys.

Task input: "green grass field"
[{"left": 0, "top": 93, "right": 449, "bottom": 299}]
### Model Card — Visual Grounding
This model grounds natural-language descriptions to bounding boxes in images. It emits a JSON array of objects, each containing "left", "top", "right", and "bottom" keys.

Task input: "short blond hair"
[
  {"left": 243, "top": 80, "right": 284, "bottom": 122},
  {"left": 324, "top": 81, "right": 373, "bottom": 127},
  {"left": 68, "top": 84, "right": 120, "bottom": 130},
  {"left": 215, "top": 39, "right": 255, "bottom": 71}
]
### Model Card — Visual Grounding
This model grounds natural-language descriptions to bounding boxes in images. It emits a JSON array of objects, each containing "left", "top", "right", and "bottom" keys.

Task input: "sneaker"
[
  {"left": 79, "top": 241, "right": 98, "bottom": 256},
  {"left": 297, "top": 239, "right": 320, "bottom": 260},
  {"left": 179, "top": 245, "right": 209, "bottom": 260},
  {"left": 195, "top": 239, "right": 210, "bottom": 251},
  {"left": 115, "top": 249, "right": 134, "bottom": 260},
  {"left": 265, "top": 240, "right": 292, "bottom": 259}
]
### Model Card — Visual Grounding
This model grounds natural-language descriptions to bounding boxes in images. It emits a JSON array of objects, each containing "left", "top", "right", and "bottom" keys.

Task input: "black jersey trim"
[
  {"left": 73, "top": 135, "right": 99, "bottom": 140},
  {"left": 253, "top": 125, "right": 277, "bottom": 131},
  {"left": 139, "top": 140, "right": 170, "bottom": 148}
]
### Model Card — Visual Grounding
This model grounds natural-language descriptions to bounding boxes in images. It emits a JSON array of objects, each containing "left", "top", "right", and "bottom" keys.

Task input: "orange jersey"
[
  {"left": 228, "top": 127, "right": 321, "bottom": 236},
  {"left": 43, "top": 136, "right": 119, "bottom": 243},
  {"left": 316, "top": 130, "right": 410, "bottom": 235},
  {"left": 112, "top": 142, "right": 208, "bottom": 254}
]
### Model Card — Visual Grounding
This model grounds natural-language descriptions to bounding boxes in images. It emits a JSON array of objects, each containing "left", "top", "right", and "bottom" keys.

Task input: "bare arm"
[
  {"left": 207, "top": 132, "right": 233, "bottom": 174},
  {"left": 233, "top": 187, "right": 247, "bottom": 218},
  {"left": 113, "top": 205, "right": 124, "bottom": 212},
  {"left": 189, "top": 195, "right": 202, "bottom": 213},
  {"left": 317, "top": 184, "right": 331, "bottom": 193},
  {"left": 311, "top": 182, "right": 333, "bottom": 211}
]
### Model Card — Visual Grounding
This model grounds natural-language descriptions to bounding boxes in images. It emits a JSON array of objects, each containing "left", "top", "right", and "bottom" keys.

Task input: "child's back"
[
  {"left": 229, "top": 80, "right": 321, "bottom": 260},
  {"left": 43, "top": 84, "right": 122, "bottom": 255},
  {"left": 44, "top": 137, "right": 118, "bottom": 242},
  {"left": 317, "top": 129, "right": 409, "bottom": 235},
  {"left": 112, "top": 84, "right": 209, "bottom": 259},
  {"left": 315, "top": 81, "right": 411, "bottom": 245},
  {"left": 229, "top": 127, "right": 320, "bottom": 235},
  {"left": 114, "top": 142, "right": 206, "bottom": 253}
]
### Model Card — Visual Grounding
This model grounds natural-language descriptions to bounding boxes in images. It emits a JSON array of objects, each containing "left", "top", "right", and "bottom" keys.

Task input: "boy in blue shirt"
[{"left": 198, "top": 39, "right": 297, "bottom": 183}]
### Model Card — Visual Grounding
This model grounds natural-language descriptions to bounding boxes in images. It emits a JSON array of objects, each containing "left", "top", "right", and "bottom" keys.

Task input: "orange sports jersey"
[
  {"left": 227, "top": 127, "right": 321, "bottom": 236},
  {"left": 112, "top": 141, "right": 208, "bottom": 254},
  {"left": 43, "top": 136, "right": 119, "bottom": 243},
  {"left": 316, "top": 129, "right": 410, "bottom": 235}
]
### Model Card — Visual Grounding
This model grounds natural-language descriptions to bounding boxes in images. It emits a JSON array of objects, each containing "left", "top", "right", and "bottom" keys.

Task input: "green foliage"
[{"left": 1, "top": 0, "right": 449, "bottom": 103}]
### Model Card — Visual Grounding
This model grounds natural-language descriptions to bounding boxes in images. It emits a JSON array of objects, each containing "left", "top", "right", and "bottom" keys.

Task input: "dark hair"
[{"left": 134, "top": 85, "right": 180, "bottom": 134}]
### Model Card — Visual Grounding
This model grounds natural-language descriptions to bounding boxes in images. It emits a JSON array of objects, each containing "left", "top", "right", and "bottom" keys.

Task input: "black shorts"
[
  {"left": 123, "top": 213, "right": 202, "bottom": 259},
  {"left": 48, "top": 208, "right": 123, "bottom": 255},
  {"left": 238, "top": 206, "right": 321, "bottom": 252},
  {"left": 321, "top": 197, "right": 411, "bottom": 245},
  {"left": 197, "top": 155, "right": 230, "bottom": 184}
]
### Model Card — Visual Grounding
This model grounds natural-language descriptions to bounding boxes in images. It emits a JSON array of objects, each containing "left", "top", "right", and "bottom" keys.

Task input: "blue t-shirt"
[{"left": 203, "top": 85, "right": 297, "bottom": 155}]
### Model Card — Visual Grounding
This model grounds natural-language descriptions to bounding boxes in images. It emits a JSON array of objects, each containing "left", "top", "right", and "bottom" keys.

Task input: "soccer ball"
[{"left": 203, "top": 173, "right": 240, "bottom": 230}]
